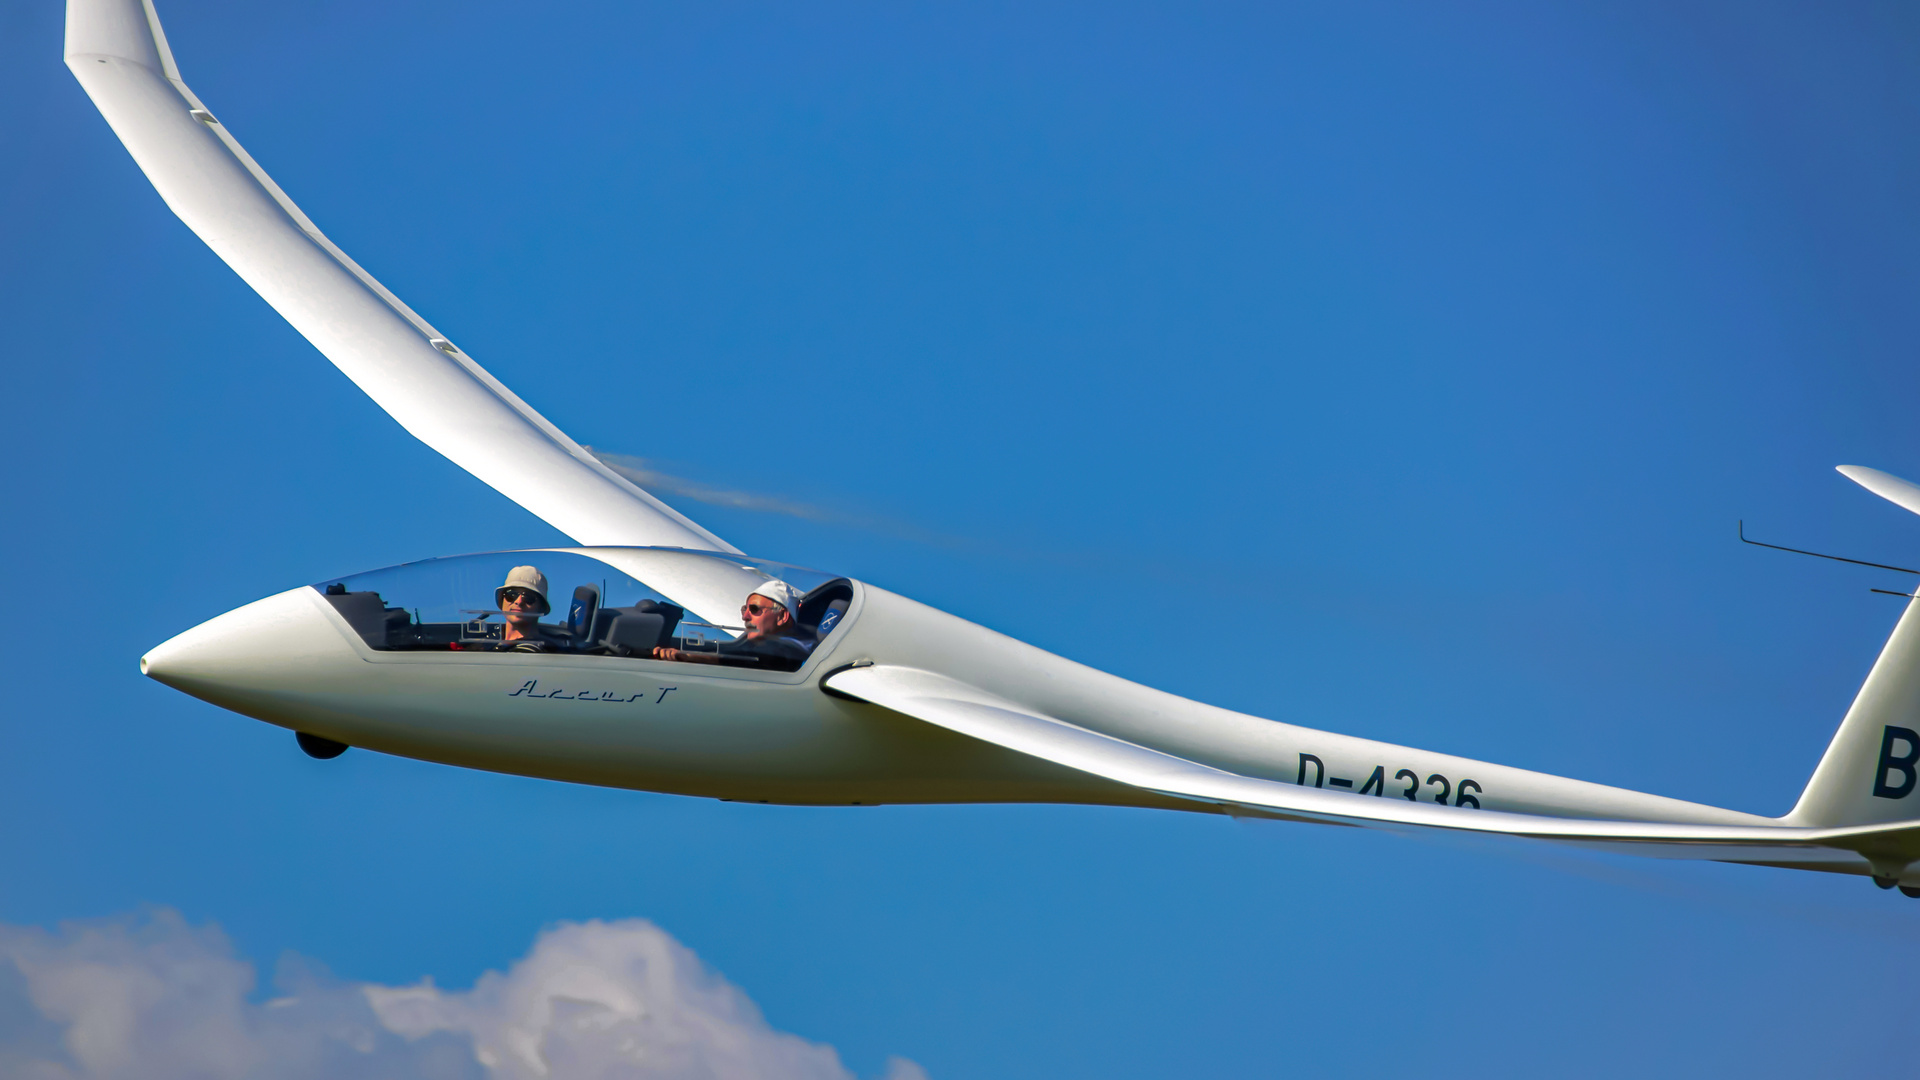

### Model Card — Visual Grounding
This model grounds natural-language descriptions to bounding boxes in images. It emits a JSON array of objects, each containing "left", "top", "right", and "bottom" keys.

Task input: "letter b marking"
[{"left": 1872, "top": 725, "right": 1920, "bottom": 800}]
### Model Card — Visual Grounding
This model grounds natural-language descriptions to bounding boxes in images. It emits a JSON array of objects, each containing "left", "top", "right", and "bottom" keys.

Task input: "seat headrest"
[
  {"left": 567, "top": 584, "right": 600, "bottom": 638},
  {"left": 817, "top": 598, "right": 849, "bottom": 635}
]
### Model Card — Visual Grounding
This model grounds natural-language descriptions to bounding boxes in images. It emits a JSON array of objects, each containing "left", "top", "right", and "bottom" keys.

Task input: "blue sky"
[{"left": 6, "top": 0, "right": 1920, "bottom": 1076}]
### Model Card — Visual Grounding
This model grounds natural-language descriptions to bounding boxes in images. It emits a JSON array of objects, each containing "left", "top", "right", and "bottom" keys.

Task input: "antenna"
[{"left": 1738, "top": 521, "right": 1920, "bottom": 584}]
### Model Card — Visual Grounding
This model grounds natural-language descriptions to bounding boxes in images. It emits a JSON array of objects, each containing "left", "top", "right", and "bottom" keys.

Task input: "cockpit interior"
[{"left": 315, "top": 549, "right": 852, "bottom": 673}]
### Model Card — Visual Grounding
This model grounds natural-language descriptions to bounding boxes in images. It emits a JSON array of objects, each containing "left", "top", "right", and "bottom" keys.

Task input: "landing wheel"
[
  {"left": 295, "top": 732, "right": 349, "bottom": 760},
  {"left": 1900, "top": 886, "right": 1920, "bottom": 899},
  {"left": 1872, "top": 875, "right": 1899, "bottom": 890}
]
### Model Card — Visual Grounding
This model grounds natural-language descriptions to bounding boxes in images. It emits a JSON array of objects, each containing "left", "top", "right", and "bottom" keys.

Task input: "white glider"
[{"left": 67, "top": 0, "right": 1920, "bottom": 892}]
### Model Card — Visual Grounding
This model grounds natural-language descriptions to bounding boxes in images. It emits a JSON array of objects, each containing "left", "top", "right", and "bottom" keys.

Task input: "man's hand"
[{"left": 652, "top": 647, "right": 682, "bottom": 661}]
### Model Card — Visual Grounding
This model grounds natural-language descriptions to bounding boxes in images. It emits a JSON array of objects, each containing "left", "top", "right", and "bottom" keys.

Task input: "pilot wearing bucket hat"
[
  {"left": 495, "top": 565, "right": 551, "bottom": 651},
  {"left": 653, "top": 579, "right": 813, "bottom": 671}
]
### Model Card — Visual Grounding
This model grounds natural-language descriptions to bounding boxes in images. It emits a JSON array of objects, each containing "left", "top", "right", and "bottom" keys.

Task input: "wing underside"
[
  {"left": 823, "top": 665, "right": 1918, "bottom": 874},
  {"left": 65, "top": 0, "right": 733, "bottom": 553}
]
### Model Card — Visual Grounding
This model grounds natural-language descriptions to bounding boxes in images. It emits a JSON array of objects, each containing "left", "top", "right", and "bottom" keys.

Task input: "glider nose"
[{"left": 141, "top": 587, "right": 359, "bottom": 710}]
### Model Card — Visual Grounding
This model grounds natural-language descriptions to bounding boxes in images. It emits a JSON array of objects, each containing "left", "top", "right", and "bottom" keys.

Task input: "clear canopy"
[{"left": 312, "top": 549, "right": 852, "bottom": 670}]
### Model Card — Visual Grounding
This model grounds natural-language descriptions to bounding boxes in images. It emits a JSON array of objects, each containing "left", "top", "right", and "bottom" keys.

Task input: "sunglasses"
[
  {"left": 501, "top": 588, "right": 540, "bottom": 605},
  {"left": 743, "top": 602, "right": 782, "bottom": 617}
]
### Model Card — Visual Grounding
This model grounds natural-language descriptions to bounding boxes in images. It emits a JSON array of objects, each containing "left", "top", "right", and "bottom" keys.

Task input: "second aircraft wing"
[
  {"left": 823, "top": 664, "right": 1920, "bottom": 872},
  {"left": 65, "top": 0, "right": 734, "bottom": 553}
]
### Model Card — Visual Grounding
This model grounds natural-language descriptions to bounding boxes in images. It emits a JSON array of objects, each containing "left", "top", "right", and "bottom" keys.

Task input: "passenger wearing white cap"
[
  {"left": 653, "top": 579, "right": 813, "bottom": 670},
  {"left": 495, "top": 565, "right": 551, "bottom": 651}
]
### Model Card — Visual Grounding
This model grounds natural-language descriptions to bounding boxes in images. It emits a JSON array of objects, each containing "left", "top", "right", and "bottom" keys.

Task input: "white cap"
[
  {"left": 748, "top": 579, "right": 800, "bottom": 617},
  {"left": 497, "top": 565, "right": 550, "bottom": 614}
]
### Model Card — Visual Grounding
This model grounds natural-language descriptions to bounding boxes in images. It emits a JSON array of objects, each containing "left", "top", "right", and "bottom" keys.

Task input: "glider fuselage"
[{"left": 143, "top": 549, "right": 1771, "bottom": 827}]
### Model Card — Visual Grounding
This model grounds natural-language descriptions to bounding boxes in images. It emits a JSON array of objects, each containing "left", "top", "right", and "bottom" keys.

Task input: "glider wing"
[
  {"left": 1839, "top": 466, "right": 1920, "bottom": 520},
  {"left": 824, "top": 664, "right": 1920, "bottom": 871},
  {"left": 64, "top": 0, "right": 734, "bottom": 553}
]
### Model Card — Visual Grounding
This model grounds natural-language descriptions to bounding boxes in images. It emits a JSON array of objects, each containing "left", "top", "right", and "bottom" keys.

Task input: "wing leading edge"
[
  {"left": 64, "top": 0, "right": 734, "bottom": 553},
  {"left": 823, "top": 664, "right": 1920, "bottom": 873}
]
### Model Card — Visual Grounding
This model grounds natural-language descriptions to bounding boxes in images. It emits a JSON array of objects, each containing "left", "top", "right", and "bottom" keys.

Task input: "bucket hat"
[{"left": 497, "top": 565, "right": 550, "bottom": 614}]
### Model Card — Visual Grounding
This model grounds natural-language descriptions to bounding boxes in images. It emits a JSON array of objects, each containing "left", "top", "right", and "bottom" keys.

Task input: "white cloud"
[{"left": 0, "top": 910, "right": 924, "bottom": 1080}]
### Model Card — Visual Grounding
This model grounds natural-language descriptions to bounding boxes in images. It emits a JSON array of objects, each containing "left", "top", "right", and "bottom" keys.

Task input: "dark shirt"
[
  {"left": 712, "top": 632, "right": 814, "bottom": 671},
  {"left": 485, "top": 622, "right": 556, "bottom": 652}
]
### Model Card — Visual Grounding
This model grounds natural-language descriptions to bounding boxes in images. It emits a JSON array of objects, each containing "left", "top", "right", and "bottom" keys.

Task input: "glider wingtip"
[
  {"left": 1839, "top": 464, "right": 1901, "bottom": 484},
  {"left": 64, "top": 0, "right": 170, "bottom": 73},
  {"left": 1837, "top": 464, "right": 1899, "bottom": 488},
  {"left": 1835, "top": 464, "right": 1920, "bottom": 516}
]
